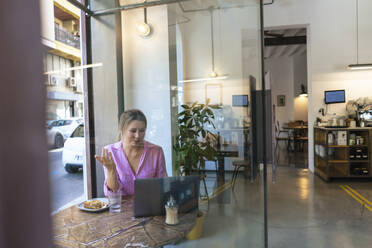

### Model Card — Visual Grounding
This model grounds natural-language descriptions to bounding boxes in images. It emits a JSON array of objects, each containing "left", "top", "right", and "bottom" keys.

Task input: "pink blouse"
[{"left": 103, "top": 140, "right": 168, "bottom": 196}]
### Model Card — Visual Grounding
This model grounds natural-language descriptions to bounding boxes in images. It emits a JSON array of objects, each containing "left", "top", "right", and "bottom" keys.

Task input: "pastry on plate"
[{"left": 83, "top": 200, "right": 105, "bottom": 209}]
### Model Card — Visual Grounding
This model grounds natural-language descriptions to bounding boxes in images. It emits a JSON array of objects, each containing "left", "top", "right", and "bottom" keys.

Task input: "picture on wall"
[{"left": 277, "top": 95, "right": 286, "bottom": 107}]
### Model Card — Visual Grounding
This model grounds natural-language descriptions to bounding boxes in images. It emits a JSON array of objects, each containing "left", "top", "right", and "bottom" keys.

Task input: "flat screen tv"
[
  {"left": 324, "top": 90, "right": 345, "bottom": 104},
  {"left": 232, "top": 95, "right": 249, "bottom": 107}
]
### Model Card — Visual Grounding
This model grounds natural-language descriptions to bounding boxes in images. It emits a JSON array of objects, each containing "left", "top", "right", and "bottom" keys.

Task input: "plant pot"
[{"left": 186, "top": 210, "right": 205, "bottom": 240}]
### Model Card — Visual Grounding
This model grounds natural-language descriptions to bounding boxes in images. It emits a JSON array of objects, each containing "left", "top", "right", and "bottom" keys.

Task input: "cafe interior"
[{"left": 3, "top": 0, "right": 372, "bottom": 247}]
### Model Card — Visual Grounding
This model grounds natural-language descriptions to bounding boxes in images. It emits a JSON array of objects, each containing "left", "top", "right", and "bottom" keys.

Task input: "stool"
[
  {"left": 231, "top": 160, "right": 250, "bottom": 190},
  {"left": 199, "top": 174, "right": 209, "bottom": 201}
]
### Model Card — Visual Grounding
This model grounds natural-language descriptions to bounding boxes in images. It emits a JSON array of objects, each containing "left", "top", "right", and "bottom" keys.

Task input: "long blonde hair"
[{"left": 117, "top": 109, "right": 147, "bottom": 141}]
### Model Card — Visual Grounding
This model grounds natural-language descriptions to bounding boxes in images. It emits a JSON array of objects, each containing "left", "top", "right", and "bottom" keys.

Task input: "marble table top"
[{"left": 52, "top": 196, "right": 197, "bottom": 248}]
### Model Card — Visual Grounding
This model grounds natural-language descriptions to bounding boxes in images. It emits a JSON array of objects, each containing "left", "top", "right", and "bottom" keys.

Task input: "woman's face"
[{"left": 122, "top": 120, "right": 146, "bottom": 147}]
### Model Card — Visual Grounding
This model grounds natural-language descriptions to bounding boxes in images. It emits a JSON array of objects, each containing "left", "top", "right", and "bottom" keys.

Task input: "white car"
[
  {"left": 46, "top": 120, "right": 64, "bottom": 148},
  {"left": 62, "top": 124, "right": 85, "bottom": 173},
  {"left": 46, "top": 127, "right": 64, "bottom": 148},
  {"left": 49, "top": 117, "right": 83, "bottom": 140}
]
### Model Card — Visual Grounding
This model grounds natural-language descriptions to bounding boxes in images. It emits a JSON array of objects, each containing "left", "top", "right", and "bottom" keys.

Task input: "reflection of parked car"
[
  {"left": 62, "top": 124, "right": 84, "bottom": 173},
  {"left": 49, "top": 117, "right": 83, "bottom": 140},
  {"left": 46, "top": 121, "right": 64, "bottom": 148}
]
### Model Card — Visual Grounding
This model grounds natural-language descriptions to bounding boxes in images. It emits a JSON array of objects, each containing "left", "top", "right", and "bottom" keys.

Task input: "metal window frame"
[
  {"left": 67, "top": 0, "right": 190, "bottom": 16},
  {"left": 76, "top": 0, "right": 268, "bottom": 247}
]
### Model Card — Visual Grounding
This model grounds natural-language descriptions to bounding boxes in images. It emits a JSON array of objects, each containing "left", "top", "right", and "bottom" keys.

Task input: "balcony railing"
[{"left": 54, "top": 24, "right": 80, "bottom": 49}]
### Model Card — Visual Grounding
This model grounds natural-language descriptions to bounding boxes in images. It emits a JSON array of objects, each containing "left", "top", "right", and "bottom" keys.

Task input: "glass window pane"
[{"left": 41, "top": 0, "right": 86, "bottom": 213}]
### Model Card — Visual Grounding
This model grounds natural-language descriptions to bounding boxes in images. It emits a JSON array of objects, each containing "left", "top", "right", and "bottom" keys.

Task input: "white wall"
[
  {"left": 293, "top": 53, "right": 307, "bottom": 96},
  {"left": 265, "top": 0, "right": 372, "bottom": 172},
  {"left": 121, "top": 6, "right": 173, "bottom": 175},
  {"left": 91, "top": 0, "right": 120, "bottom": 197},
  {"left": 179, "top": 6, "right": 261, "bottom": 121},
  {"left": 174, "top": 4, "right": 261, "bottom": 170},
  {"left": 265, "top": 57, "right": 294, "bottom": 126},
  {"left": 294, "top": 96, "right": 308, "bottom": 121},
  {"left": 293, "top": 54, "right": 308, "bottom": 121}
]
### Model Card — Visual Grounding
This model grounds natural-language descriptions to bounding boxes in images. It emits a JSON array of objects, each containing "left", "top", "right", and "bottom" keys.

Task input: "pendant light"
[
  {"left": 179, "top": 8, "right": 228, "bottom": 83},
  {"left": 136, "top": 7, "right": 152, "bottom": 37},
  {"left": 299, "top": 84, "right": 308, "bottom": 97},
  {"left": 347, "top": 0, "right": 372, "bottom": 70}
]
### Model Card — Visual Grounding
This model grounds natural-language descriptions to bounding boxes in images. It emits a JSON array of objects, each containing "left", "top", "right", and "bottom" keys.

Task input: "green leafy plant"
[{"left": 173, "top": 100, "right": 220, "bottom": 175}]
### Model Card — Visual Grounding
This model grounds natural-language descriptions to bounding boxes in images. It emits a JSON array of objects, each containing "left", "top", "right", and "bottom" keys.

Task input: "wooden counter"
[{"left": 314, "top": 127, "right": 372, "bottom": 181}]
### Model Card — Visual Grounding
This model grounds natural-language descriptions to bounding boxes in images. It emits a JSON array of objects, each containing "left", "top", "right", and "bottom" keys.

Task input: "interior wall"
[
  {"left": 294, "top": 96, "right": 308, "bottom": 121},
  {"left": 293, "top": 53, "right": 308, "bottom": 121},
  {"left": 179, "top": 6, "right": 261, "bottom": 120},
  {"left": 264, "top": 0, "right": 372, "bottom": 171},
  {"left": 265, "top": 57, "right": 295, "bottom": 126},
  {"left": 293, "top": 53, "right": 307, "bottom": 96},
  {"left": 173, "top": 4, "right": 260, "bottom": 170},
  {"left": 91, "top": 0, "right": 120, "bottom": 196},
  {"left": 121, "top": 5, "right": 173, "bottom": 175}
]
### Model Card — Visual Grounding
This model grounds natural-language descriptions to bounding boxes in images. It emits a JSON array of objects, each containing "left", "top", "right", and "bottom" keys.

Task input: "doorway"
[{"left": 264, "top": 27, "right": 309, "bottom": 168}]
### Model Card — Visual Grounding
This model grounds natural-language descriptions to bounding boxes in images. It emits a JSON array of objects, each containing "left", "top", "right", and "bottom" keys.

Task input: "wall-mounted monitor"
[
  {"left": 232, "top": 95, "right": 249, "bottom": 107},
  {"left": 324, "top": 90, "right": 345, "bottom": 104}
]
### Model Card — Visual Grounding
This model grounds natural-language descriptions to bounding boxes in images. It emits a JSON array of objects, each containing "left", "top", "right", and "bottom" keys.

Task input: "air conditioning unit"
[
  {"left": 68, "top": 77, "right": 77, "bottom": 87},
  {"left": 48, "top": 75, "right": 57, "bottom": 86}
]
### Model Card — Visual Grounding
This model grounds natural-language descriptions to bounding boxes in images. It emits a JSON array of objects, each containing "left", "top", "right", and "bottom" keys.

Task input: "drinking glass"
[{"left": 108, "top": 190, "right": 122, "bottom": 213}]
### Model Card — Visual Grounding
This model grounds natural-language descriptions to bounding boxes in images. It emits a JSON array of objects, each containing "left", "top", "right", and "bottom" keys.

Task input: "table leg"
[{"left": 217, "top": 156, "right": 225, "bottom": 181}]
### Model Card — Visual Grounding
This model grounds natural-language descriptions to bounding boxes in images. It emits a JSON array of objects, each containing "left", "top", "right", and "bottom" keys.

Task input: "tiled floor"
[{"left": 166, "top": 148, "right": 372, "bottom": 248}]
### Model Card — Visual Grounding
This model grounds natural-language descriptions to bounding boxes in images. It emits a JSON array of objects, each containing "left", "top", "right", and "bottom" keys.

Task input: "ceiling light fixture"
[
  {"left": 136, "top": 7, "right": 152, "bottom": 37},
  {"left": 179, "top": 75, "right": 228, "bottom": 83},
  {"left": 348, "top": 63, "right": 372, "bottom": 70},
  {"left": 347, "top": 0, "right": 372, "bottom": 70},
  {"left": 44, "top": 62, "right": 103, "bottom": 75}
]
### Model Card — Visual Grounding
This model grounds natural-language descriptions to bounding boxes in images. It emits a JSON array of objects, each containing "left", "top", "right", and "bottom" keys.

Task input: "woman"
[{"left": 95, "top": 109, "right": 167, "bottom": 196}]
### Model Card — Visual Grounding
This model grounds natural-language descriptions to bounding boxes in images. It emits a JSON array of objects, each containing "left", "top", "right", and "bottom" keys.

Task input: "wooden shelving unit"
[{"left": 314, "top": 127, "right": 372, "bottom": 181}]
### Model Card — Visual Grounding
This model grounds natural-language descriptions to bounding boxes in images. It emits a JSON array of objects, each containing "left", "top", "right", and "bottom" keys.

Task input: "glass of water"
[{"left": 108, "top": 190, "right": 122, "bottom": 213}]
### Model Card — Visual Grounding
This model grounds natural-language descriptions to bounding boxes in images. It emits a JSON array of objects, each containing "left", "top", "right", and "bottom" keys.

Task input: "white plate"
[{"left": 77, "top": 198, "right": 110, "bottom": 212}]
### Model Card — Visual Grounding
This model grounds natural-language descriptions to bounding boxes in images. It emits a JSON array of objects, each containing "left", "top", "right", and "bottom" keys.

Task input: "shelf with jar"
[{"left": 314, "top": 127, "right": 372, "bottom": 181}]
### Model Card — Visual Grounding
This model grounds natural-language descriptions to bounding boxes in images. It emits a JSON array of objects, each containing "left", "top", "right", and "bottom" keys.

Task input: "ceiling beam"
[
  {"left": 288, "top": 44, "right": 305, "bottom": 57},
  {"left": 264, "top": 46, "right": 275, "bottom": 59},
  {"left": 296, "top": 45, "right": 307, "bottom": 56},
  {"left": 265, "top": 35, "right": 306, "bottom": 46},
  {"left": 282, "top": 44, "right": 301, "bottom": 57},
  {"left": 274, "top": 45, "right": 289, "bottom": 58}
]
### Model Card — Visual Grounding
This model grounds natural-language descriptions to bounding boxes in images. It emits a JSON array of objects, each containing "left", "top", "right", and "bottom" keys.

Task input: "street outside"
[{"left": 48, "top": 148, "right": 84, "bottom": 212}]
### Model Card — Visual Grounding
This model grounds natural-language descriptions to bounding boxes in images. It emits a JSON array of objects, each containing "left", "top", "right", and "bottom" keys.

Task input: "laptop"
[{"left": 134, "top": 175, "right": 200, "bottom": 218}]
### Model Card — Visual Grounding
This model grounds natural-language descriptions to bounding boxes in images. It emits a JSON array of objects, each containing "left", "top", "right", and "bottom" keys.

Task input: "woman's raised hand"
[{"left": 95, "top": 148, "right": 116, "bottom": 171}]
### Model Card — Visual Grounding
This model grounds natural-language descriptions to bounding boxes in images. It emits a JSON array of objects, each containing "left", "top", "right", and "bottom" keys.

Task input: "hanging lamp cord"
[
  {"left": 356, "top": 0, "right": 359, "bottom": 63},
  {"left": 144, "top": 0, "right": 147, "bottom": 24},
  {"left": 144, "top": 7, "right": 147, "bottom": 24},
  {"left": 210, "top": 9, "right": 215, "bottom": 73}
]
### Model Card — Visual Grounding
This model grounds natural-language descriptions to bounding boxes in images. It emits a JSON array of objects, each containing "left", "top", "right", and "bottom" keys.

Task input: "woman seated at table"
[{"left": 95, "top": 109, "right": 168, "bottom": 196}]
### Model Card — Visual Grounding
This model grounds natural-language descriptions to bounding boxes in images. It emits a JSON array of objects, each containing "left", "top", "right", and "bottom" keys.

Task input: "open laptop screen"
[{"left": 134, "top": 175, "right": 200, "bottom": 217}]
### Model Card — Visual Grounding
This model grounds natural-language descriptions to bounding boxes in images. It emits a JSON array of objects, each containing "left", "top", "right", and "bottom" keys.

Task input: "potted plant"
[
  {"left": 173, "top": 100, "right": 219, "bottom": 240},
  {"left": 173, "top": 100, "right": 220, "bottom": 176}
]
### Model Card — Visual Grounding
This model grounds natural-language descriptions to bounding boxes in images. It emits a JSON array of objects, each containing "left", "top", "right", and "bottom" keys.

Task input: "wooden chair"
[
  {"left": 231, "top": 159, "right": 250, "bottom": 190},
  {"left": 231, "top": 132, "right": 251, "bottom": 190},
  {"left": 204, "top": 132, "right": 220, "bottom": 173},
  {"left": 275, "top": 121, "right": 290, "bottom": 164},
  {"left": 199, "top": 174, "right": 209, "bottom": 201}
]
